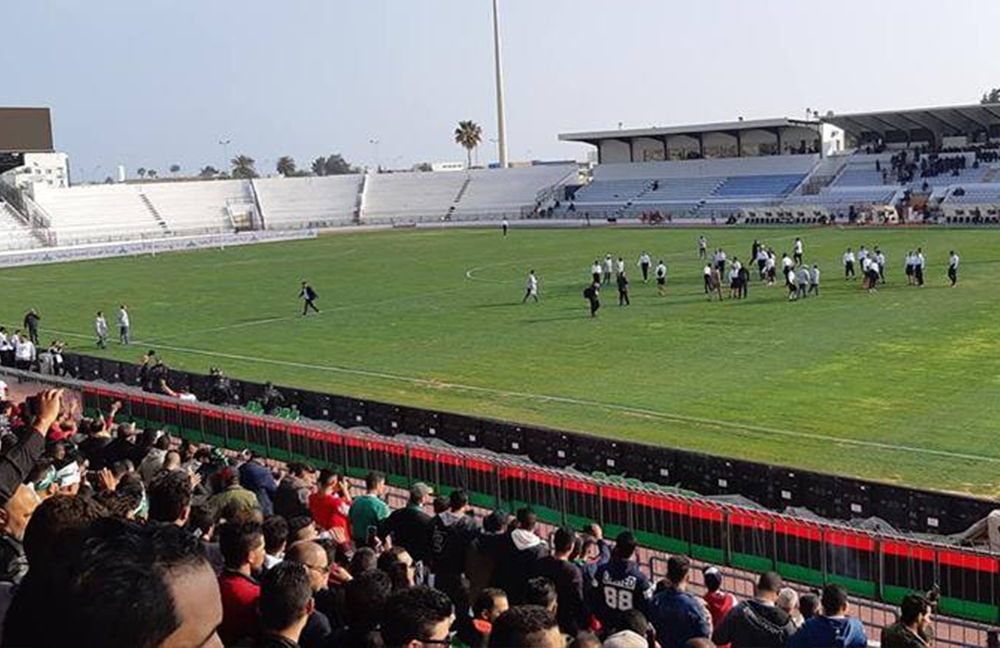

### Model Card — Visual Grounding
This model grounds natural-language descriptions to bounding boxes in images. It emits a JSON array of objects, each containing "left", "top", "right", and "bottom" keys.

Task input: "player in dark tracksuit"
[
  {"left": 299, "top": 281, "right": 320, "bottom": 315},
  {"left": 585, "top": 282, "right": 601, "bottom": 317},
  {"left": 617, "top": 272, "right": 630, "bottom": 306}
]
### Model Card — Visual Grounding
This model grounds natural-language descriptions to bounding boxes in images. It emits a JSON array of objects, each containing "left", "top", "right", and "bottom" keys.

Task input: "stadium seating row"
[{"left": 0, "top": 201, "right": 38, "bottom": 251}]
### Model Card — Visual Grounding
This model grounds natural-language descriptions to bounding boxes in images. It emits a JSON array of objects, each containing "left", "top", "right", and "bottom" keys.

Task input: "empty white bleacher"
[
  {"left": 0, "top": 201, "right": 38, "bottom": 251},
  {"left": 942, "top": 184, "right": 1000, "bottom": 205},
  {"left": 362, "top": 171, "right": 468, "bottom": 223},
  {"left": 255, "top": 175, "right": 362, "bottom": 229},
  {"left": 452, "top": 165, "right": 576, "bottom": 218},
  {"left": 33, "top": 184, "right": 163, "bottom": 245},
  {"left": 141, "top": 180, "right": 252, "bottom": 233}
]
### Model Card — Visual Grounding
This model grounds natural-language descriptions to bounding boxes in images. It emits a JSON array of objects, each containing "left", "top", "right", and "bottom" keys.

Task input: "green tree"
[
  {"left": 230, "top": 154, "right": 258, "bottom": 179},
  {"left": 276, "top": 156, "right": 297, "bottom": 177},
  {"left": 982, "top": 88, "right": 1000, "bottom": 104},
  {"left": 137, "top": 168, "right": 147, "bottom": 179},
  {"left": 311, "top": 157, "right": 327, "bottom": 176},
  {"left": 454, "top": 120, "right": 482, "bottom": 170},
  {"left": 324, "top": 154, "right": 356, "bottom": 175},
  {"left": 199, "top": 165, "right": 219, "bottom": 179},
  {"left": 147, "top": 169, "right": 158, "bottom": 179},
  {"left": 169, "top": 164, "right": 181, "bottom": 175}
]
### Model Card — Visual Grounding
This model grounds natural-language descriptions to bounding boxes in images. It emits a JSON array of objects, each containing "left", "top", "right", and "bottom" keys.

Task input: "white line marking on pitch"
[{"left": 43, "top": 326, "right": 1000, "bottom": 466}]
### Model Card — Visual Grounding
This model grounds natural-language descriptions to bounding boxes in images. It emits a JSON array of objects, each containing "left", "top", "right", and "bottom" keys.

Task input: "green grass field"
[{"left": 3, "top": 226, "right": 1000, "bottom": 497}]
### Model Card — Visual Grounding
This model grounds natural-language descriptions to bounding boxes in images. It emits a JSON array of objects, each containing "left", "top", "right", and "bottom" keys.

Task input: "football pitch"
[{"left": 3, "top": 226, "right": 1000, "bottom": 497}]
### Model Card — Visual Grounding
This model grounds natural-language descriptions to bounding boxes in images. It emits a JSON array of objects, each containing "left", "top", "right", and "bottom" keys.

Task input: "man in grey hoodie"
[{"left": 713, "top": 571, "right": 796, "bottom": 648}]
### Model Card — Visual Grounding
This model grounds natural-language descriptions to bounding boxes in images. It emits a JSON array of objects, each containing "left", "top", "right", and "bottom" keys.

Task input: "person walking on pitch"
[
  {"left": 523, "top": 270, "right": 539, "bottom": 303},
  {"left": 793, "top": 237, "right": 804, "bottom": 265},
  {"left": 655, "top": 260, "right": 668, "bottom": 296},
  {"left": 843, "top": 247, "right": 856, "bottom": 279},
  {"left": 117, "top": 304, "right": 131, "bottom": 345},
  {"left": 603, "top": 254, "right": 614, "bottom": 285},
  {"left": 948, "top": 250, "right": 960, "bottom": 286},
  {"left": 698, "top": 235, "right": 708, "bottom": 259},
  {"left": 584, "top": 281, "right": 601, "bottom": 317},
  {"left": 501, "top": 218, "right": 509, "bottom": 236},
  {"left": 797, "top": 265, "right": 810, "bottom": 299},
  {"left": 95, "top": 311, "right": 109, "bottom": 349},
  {"left": 591, "top": 260, "right": 602, "bottom": 284},
  {"left": 617, "top": 271, "right": 630, "bottom": 306},
  {"left": 703, "top": 263, "right": 713, "bottom": 294},
  {"left": 299, "top": 281, "right": 320, "bottom": 315},
  {"left": 915, "top": 247, "right": 926, "bottom": 286},
  {"left": 638, "top": 251, "right": 651, "bottom": 282},
  {"left": 809, "top": 265, "right": 820, "bottom": 296}
]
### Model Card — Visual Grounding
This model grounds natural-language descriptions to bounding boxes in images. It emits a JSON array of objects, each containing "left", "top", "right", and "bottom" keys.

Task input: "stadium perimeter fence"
[{"left": 1, "top": 367, "right": 997, "bottom": 648}]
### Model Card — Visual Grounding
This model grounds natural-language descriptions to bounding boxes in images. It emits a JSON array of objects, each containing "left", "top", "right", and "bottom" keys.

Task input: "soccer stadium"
[{"left": 2, "top": 2, "right": 1000, "bottom": 647}]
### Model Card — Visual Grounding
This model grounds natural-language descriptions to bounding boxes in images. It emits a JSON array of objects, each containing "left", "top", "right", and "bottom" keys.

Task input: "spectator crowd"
[{"left": 0, "top": 386, "right": 940, "bottom": 648}]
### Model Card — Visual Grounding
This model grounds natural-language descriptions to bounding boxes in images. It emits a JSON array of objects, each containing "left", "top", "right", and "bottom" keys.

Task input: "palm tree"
[
  {"left": 169, "top": 164, "right": 181, "bottom": 176},
  {"left": 311, "top": 157, "right": 326, "bottom": 176},
  {"left": 454, "top": 120, "right": 482, "bottom": 170},
  {"left": 276, "top": 156, "right": 296, "bottom": 177},
  {"left": 230, "top": 154, "right": 258, "bottom": 179},
  {"left": 137, "top": 168, "right": 147, "bottom": 179}
]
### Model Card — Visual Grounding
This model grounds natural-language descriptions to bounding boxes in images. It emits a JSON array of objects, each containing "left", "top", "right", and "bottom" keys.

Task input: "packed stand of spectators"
[{"left": 0, "top": 386, "right": 942, "bottom": 647}]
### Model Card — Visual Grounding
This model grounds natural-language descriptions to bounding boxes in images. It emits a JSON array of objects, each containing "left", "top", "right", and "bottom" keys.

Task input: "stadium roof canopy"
[
  {"left": 559, "top": 118, "right": 821, "bottom": 163},
  {"left": 821, "top": 103, "right": 1000, "bottom": 142}
]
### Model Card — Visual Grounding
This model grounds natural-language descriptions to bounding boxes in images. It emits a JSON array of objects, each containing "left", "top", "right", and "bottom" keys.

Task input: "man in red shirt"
[
  {"left": 308, "top": 469, "right": 351, "bottom": 545},
  {"left": 218, "top": 519, "right": 266, "bottom": 645},
  {"left": 702, "top": 566, "right": 737, "bottom": 648}
]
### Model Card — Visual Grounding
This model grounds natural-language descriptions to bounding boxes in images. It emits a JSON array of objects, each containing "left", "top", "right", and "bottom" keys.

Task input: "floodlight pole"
[{"left": 492, "top": 0, "right": 508, "bottom": 168}]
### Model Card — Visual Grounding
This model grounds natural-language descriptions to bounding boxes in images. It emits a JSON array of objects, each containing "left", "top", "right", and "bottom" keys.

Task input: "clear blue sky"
[{"left": 7, "top": 0, "right": 1000, "bottom": 180}]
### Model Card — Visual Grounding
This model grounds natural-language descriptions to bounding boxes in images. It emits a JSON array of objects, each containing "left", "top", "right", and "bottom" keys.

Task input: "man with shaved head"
[{"left": 284, "top": 541, "right": 333, "bottom": 648}]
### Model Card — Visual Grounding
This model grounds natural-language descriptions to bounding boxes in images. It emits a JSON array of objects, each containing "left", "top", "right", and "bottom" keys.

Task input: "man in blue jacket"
[
  {"left": 648, "top": 555, "right": 712, "bottom": 648},
  {"left": 238, "top": 450, "right": 278, "bottom": 515},
  {"left": 790, "top": 583, "right": 868, "bottom": 648}
]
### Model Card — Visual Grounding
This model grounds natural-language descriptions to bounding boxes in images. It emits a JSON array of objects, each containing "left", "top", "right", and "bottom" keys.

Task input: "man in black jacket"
[
  {"left": 429, "top": 489, "right": 481, "bottom": 610},
  {"left": 382, "top": 482, "right": 434, "bottom": 565},
  {"left": 532, "top": 527, "right": 585, "bottom": 635},
  {"left": 713, "top": 571, "right": 796, "bottom": 648},
  {"left": 492, "top": 507, "right": 548, "bottom": 605}
]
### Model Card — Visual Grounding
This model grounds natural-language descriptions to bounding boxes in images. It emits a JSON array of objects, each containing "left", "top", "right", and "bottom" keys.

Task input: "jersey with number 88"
[{"left": 603, "top": 586, "right": 634, "bottom": 611}]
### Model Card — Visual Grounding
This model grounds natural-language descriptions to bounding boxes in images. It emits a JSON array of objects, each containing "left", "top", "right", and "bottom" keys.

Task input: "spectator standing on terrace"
[
  {"left": 948, "top": 250, "right": 960, "bottom": 286},
  {"left": 299, "top": 281, "right": 320, "bottom": 316},
  {"left": 210, "top": 466, "right": 260, "bottom": 521},
  {"left": 603, "top": 610, "right": 652, "bottom": 648},
  {"left": 880, "top": 593, "right": 933, "bottom": 648},
  {"left": 789, "top": 583, "right": 867, "bottom": 648},
  {"left": 701, "top": 567, "right": 736, "bottom": 646},
  {"left": 284, "top": 541, "right": 333, "bottom": 648},
  {"left": 591, "top": 531, "right": 651, "bottom": 634},
  {"left": 523, "top": 270, "right": 540, "bottom": 303},
  {"left": 382, "top": 482, "right": 433, "bottom": 566},
  {"left": 274, "top": 462, "right": 316, "bottom": 520},
  {"left": 94, "top": 311, "right": 108, "bottom": 349},
  {"left": 489, "top": 605, "right": 564, "bottom": 648},
  {"left": 533, "top": 527, "right": 586, "bottom": 635},
  {"left": 348, "top": 471, "right": 390, "bottom": 547},
  {"left": 218, "top": 519, "right": 267, "bottom": 645},
  {"left": 382, "top": 586, "right": 456, "bottom": 648},
  {"left": 460, "top": 588, "right": 509, "bottom": 648},
  {"left": 255, "top": 561, "right": 314, "bottom": 648},
  {"left": 309, "top": 469, "right": 353, "bottom": 545},
  {"left": 430, "top": 489, "right": 482, "bottom": 610},
  {"left": 638, "top": 251, "right": 652, "bottom": 282},
  {"left": 22, "top": 310, "right": 40, "bottom": 346},
  {"left": 117, "top": 304, "right": 130, "bottom": 345},
  {"left": 712, "top": 571, "right": 795, "bottom": 648},
  {"left": 649, "top": 555, "right": 712, "bottom": 648},
  {"left": 240, "top": 450, "right": 279, "bottom": 515},
  {"left": 493, "top": 507, "right": 548, "bottom": 605},
  {"left": 843, "top": 248, "right": 856, "bottom": 280}
]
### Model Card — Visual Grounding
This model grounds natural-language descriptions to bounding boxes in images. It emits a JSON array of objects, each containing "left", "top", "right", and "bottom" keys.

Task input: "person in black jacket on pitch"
[{"left": 299, "top": 281, "right": 320, "bottom": 315}]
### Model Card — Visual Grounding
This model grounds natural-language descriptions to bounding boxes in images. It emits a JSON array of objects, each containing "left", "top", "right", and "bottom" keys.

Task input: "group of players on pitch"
[{"left": 518, "top": 234, "right": 963, "bottom": 317}]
